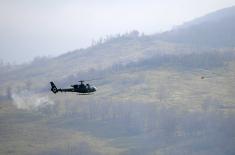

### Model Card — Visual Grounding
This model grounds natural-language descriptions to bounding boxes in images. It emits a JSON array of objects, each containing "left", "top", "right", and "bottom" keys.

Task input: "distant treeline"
[
  {"left": 37, "top": 100, "right": 235, "bottom": 155},
  {"left": 64, "top": 50, "right": 235, "bottom": 83},
  {"left": 120, "top": 50, "right": 235, "bottom": 70}
]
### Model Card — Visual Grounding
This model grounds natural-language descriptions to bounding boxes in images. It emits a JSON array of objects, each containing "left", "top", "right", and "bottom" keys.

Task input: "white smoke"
[{"left": 11, "top": 90, "right": 54, "bottom": 110}]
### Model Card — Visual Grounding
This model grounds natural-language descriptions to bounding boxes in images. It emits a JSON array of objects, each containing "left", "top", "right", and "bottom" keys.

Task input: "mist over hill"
[
  {"left": 0, "top": 6, "right": 235, "bottom": 155},
  {"left": 1, "top": 6, "right": 235, "bottom": 83},
  {"left": 154, "top": 6, "right": 235, "bottom": 47}
]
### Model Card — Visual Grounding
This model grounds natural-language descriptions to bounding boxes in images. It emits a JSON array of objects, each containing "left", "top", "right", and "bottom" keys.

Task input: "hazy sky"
[{"left": 1, "top": 0, "right": 235, "bottom": 64}]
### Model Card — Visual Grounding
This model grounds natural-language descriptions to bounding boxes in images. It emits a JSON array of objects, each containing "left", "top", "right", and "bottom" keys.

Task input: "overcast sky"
[{"left": 1, "top": 0, "right": 235, "bottom": 64}]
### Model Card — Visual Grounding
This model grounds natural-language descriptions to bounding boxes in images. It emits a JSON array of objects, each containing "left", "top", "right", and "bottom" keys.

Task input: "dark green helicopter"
[{"left": 50, "top": 80, "right": 96, "bottom": 95}]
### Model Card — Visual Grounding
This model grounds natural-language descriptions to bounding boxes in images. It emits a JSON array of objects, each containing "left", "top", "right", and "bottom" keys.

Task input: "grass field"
[{"left": 0, "top": 61, "right": 234, "bottom": 155}]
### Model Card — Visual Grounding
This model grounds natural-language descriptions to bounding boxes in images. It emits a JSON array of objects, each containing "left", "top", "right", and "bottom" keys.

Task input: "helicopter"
[{"left": 50, "top": 80, "right": 97, "bottom": 95}]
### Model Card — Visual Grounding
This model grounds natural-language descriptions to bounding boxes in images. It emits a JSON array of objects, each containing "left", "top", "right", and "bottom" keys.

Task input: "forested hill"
[
  {"left": 1, "top": 6, "right": 235, "bottom": 86},
  {"left": 1, "top": 6, "right": 235, "bottom": 155},
  {"left": 153, "top": 6, "right": 235, "bottom": 47}
]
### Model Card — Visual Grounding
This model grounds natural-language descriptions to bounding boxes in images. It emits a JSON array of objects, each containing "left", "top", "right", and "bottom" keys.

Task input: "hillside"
[
  {"left": 154, "top": 6, "right": 235, "bottom": 47},
  {"left": 1, "top": 61, "right": 235, "bottom": 155},
  {"left": 0, "top": 6, "right": 235, "bottom": 155},
  {"left": 1, "top": 6, "right": 235, "bottom": 86}
]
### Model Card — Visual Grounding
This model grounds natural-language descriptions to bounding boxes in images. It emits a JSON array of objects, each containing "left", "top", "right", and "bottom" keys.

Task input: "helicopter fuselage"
[{"left": 50, "top": 82, "right": 96, "bottom": 95}]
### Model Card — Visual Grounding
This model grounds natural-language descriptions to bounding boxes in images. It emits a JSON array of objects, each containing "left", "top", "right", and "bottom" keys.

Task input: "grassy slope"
[
  {"left": 95, "top": 62, "right": 235, "bottom": 111},
  {"left": 0, "top": 106, "right": 124, "bottom": 155},
  {"left": 1, "top": 60, "right": 235, "bottom": 155},
  {"left": 1, "top": 7, "right": 235, "bottom": 154}
]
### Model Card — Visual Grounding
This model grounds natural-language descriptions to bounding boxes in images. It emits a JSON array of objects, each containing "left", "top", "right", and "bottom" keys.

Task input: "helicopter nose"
[{"left": 93, "top": 87, "right": 97, "bottom": 91}]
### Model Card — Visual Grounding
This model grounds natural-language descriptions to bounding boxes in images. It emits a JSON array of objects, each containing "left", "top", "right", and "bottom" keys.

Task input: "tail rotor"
[{"left": 50, "top": 82, "right": 58, "bottom": 93}]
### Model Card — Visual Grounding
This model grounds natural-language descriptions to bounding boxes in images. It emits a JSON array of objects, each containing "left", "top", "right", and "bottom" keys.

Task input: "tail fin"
[{"left": 50, "top": 82, "right": 58, "bottom": 93}]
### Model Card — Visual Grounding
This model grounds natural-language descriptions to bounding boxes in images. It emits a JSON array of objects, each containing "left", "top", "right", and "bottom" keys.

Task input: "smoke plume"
[{"left": 11, "top": 90, "right": 54, "bottom": 110}]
